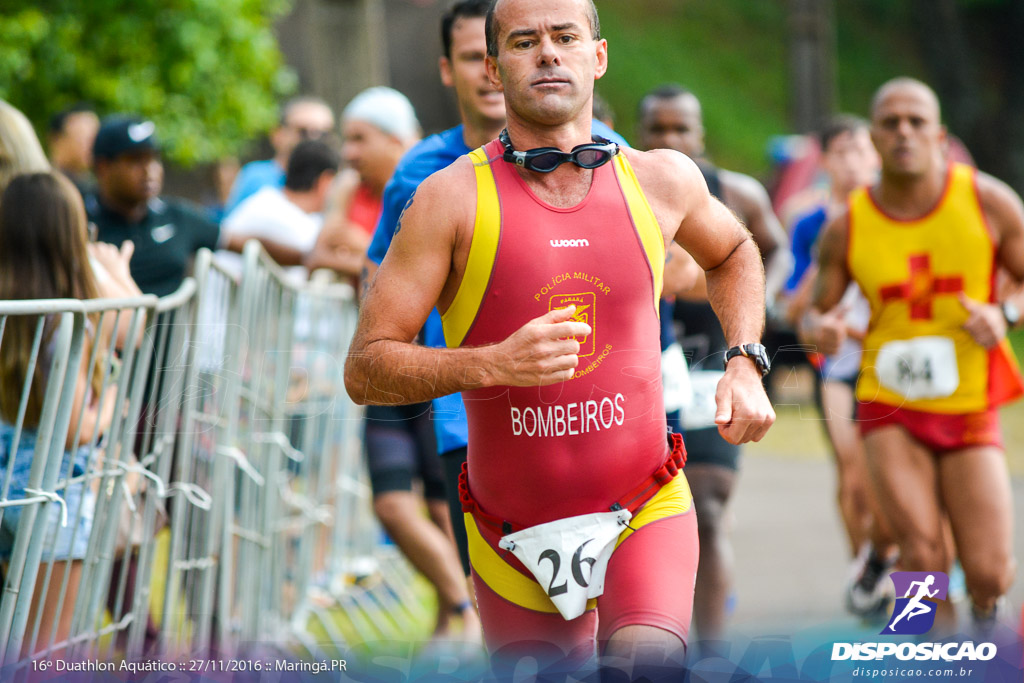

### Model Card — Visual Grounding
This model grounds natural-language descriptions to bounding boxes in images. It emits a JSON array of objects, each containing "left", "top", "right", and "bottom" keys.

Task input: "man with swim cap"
[
  {"left": 346, "top": 0, "right": 774, "bottom": 673},
  {"left": 806, "top": 77, "right": 1024, "bottom": 634}
]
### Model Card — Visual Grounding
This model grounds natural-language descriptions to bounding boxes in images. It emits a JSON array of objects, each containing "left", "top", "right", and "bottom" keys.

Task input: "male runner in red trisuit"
[{"left": 345, "top": 0, "right": 774, "bottom": 672}]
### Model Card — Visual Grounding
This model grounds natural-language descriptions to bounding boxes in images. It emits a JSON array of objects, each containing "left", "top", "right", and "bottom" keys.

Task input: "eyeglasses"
[
  {"left": 293, "top": 126, "right": 332, "bottom": 140},
  {"left": 499, "top": 129, "right": 618, "bottom": 173}
]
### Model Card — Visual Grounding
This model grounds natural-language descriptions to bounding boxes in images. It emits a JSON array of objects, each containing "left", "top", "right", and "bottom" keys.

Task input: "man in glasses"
[
  {"left": 224, "top": 95, "right": 335, "bottom": 215},
  {"left": 345, "top": 0, "right": 774, "bottom": 674}
]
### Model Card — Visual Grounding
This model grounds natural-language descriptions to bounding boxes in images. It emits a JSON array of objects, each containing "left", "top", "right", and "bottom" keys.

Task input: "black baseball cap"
[{"left": 92, "top": 115, "right": 160, "bottom": 160}]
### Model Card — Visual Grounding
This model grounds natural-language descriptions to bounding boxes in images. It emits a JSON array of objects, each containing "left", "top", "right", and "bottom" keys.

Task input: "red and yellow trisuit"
[
  {"left": 848, "top": 162, "right": 1024, "bottom": 451},
  {"left": 441, "top": 139, "right": 697, "bottom": 652}
]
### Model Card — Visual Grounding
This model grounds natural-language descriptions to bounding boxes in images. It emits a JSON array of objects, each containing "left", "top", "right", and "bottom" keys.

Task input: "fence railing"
[{"left": 0, "top": 241, "right": 403, "bottom": 674}]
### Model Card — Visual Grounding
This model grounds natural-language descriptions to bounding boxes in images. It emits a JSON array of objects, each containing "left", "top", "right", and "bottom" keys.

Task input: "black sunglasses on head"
[{"left": 499, "top": 129, "right": 618, "bottom": 173}]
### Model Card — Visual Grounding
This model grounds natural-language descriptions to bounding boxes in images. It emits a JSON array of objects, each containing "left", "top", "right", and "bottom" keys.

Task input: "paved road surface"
[{"left": 728, "top": 406, "right": 1024, "bottom": 637}]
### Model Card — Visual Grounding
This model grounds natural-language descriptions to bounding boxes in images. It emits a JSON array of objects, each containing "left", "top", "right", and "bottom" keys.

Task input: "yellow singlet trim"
[
  {"left": 614, "top": 471, "right": 692, "bottom": 548},
  {"left": 466, "top": 472, "right": 693, "bottom": 614},
  {"left": 441, "top": 147, "right": 501, "bottom": 348},
  {"left": 613, "top": 153, "right": 665, "bottom": 313}
]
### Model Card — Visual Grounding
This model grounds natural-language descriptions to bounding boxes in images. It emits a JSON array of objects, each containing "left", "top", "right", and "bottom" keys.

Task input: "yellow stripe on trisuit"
[
  {"left": 442, "top": 147, "right": 501, "bottom": 347},
  {"left": 613, "top": 153, "right": 665, "bottom": 315}
]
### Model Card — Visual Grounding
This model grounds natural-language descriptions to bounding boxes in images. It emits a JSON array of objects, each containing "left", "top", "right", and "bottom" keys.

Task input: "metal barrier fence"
[
  {"left": 160, "top": 250, "right": 239, "bottom": 658},
  {"left": 0, "top": 241, "right": 409, "bottom": 674},
  {"left": 0, "top": 294, "right": 157, "bottom": 671}
]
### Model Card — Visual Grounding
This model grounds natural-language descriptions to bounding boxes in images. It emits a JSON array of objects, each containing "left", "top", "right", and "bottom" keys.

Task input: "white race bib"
[
  {"left": 661, "top": 343, "right": 693, "bottom": 412},
  {"left": 875, "top": 336, "right": 959, "bottom": 400},
  {"left": 681, "top": 370, "right": 725, "bottom": 431},
  {"left": 498, "top": 508, "right": 632, "bottom": 620}
]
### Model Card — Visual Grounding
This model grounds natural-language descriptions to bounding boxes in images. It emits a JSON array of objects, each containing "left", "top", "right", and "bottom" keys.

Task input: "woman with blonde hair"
[{"left": 0, "top": 99, "right": 50, "bottom": 195}]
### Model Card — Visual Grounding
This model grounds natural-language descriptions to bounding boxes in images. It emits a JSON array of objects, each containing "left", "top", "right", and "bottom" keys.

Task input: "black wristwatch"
[
  {"left": 1001, "top": 301, "right": 1020, "bottom": 328},
  {"left": 724, "top": 343, "right": 771, "bottom": 377}
]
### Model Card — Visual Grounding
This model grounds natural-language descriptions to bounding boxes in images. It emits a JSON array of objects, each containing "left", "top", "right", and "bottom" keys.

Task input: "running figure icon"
[{"left": 888, "top": 574, "right": 940, "bottom": 632}]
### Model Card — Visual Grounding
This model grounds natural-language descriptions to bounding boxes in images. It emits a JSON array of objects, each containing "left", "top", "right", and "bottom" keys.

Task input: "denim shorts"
[{"left": 0, "top": 423, "right": 96, "bottom": 561}]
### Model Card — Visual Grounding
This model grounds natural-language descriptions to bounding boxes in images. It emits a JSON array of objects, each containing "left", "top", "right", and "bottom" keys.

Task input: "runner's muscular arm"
[
  {"left": 979, "top": 172, "right": 1024, "bottom": 280},
  {"left": 981, "top": 173, "right": 1024, "bottom": 305},
  {"left": 635, "top": 149, "right": 774, "bottom": 444},
  {"left": 801, "top": 212, "right": 852, "bottom": 355},
  {"left": 344, "top": 161, "right": 591, "bottom": 405},
  {"left": 669, "top": 172, "right": 785, "bottom": 304},
  {"left": 957, "top": 172, "right": 1024, "bottom": 345},
  {"left": 360, "top": 179, "right": 422, "bottom": 301}
]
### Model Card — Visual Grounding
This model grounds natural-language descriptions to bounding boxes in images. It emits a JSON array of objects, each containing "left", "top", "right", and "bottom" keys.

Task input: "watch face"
[
  {"left": 739, "top": 344, "right": 770, "bottom": 376},
  {"left": 753, "top": 345, "right": 770, "bottom": 375}
]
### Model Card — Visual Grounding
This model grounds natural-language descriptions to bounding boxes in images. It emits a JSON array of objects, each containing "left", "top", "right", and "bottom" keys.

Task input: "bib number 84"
[{"left": 876, "top": 336, "right": 959, "bottom": 400}]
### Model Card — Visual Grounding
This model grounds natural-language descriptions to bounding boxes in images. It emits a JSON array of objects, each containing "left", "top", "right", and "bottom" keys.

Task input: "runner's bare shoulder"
[
  {"left": 619, "top": 148, "right": 709, "bottom": 234},
  {"left": 399, "top": 156, "right": 478, "bottom": 246},
  {"left": 620, "top": 147, "right": 708, "bottom": 202}
]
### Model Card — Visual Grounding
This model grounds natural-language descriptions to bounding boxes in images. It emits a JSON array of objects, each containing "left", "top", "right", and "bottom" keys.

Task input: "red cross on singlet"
[{"left": 878, "top": 253, "right": 964, "bottom": 320}]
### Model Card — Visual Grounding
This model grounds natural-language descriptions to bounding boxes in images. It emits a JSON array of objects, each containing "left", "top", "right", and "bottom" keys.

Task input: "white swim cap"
[{"left": 342, "top": 87, "right": 420, "bottom": 142}]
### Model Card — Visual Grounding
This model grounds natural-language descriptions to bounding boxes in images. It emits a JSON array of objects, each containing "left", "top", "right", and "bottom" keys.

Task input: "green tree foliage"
[
  {"left": 596, "top": 0, "right": 791, "bottom": 176},
  {"left": 0, "top": 0, "right": 296, "bottom": 165}
]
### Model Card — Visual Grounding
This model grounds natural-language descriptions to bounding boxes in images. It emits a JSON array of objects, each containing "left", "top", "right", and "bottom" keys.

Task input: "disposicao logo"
[
  {"left": 884, "top": 571, "right": 948, "bottom": 635},
  {"left": 831, "top": 572, "right": 997, "bottom": 662}
]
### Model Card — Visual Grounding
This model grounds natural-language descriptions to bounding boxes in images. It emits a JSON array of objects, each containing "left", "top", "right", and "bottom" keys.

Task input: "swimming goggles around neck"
[{"left": 499, "top": 128, "right": 619, "bottom": 173}]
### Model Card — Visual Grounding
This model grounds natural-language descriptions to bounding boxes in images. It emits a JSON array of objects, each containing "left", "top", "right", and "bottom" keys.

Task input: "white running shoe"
[{"left": 845, "top": 543, "right": 897, "bottom": 618}]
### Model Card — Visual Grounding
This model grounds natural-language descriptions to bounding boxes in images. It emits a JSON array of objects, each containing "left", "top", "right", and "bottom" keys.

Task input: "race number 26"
[{"left": 538, "top": 539, "right": 597, "bottom": 597}]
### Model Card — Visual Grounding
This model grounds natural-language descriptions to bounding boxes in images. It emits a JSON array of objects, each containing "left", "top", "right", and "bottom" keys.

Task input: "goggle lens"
[
  {"left": 574, "top": 148, "right": 611, "bottom": 168},
  {"left": 531, "top": 152, "right": 565, "bottom": 172}
]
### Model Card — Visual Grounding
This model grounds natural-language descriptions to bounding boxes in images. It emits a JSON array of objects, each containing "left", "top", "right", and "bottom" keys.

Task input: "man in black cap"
[{"left": 87, "top": 115, "right": 220, "bottom": 296}]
